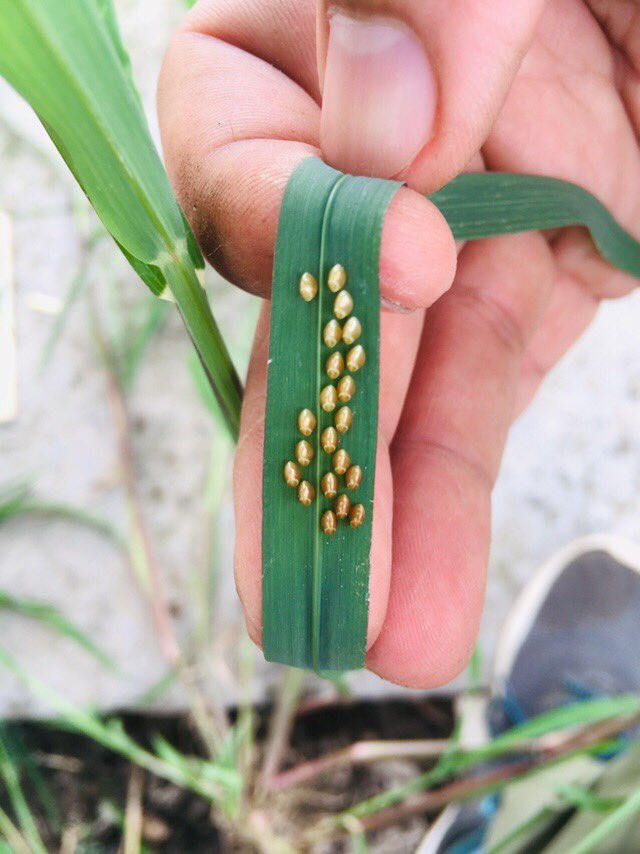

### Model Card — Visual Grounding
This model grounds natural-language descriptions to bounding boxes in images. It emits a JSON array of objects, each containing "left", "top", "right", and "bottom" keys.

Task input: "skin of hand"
[{"left": 158, "top": 0, "right": 640, "bottom": 687}]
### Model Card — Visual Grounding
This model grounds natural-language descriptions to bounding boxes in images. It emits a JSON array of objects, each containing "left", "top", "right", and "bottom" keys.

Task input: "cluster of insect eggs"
[
  {"left": 282, "top": 264, "right": 366, "bottom": 531},
  {"left": 282, "top": 419, "right": 364, "bottom": 531}
]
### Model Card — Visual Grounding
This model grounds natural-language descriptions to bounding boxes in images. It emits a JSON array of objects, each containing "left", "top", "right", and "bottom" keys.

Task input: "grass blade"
[
  {"left": 487, "top": 807, "right": 556, "bottom": 854},
  {"left": 428, "top": 172, "right": 640, "bottom": 275},
  {"left": 0, "top": 0, "right": 180, "bottom": 273},
  {"left": 37, "top": 243, "right": 95, "bottom": 375},
  {"left": 2, "top": 499, "right": 123, "bottom": 544},
  {"left": 0, "top": 805, "right": 31, "bottom": 854},
  {"left": 0, "top": 592, "right": 117, "bottom": 671},
  {"left": 0, "top": 479, "right": 123, "bottom": 545},
  {"left": 0, "top": 481, "right": 31, "bottom": 523},
  {"left": 542, "top": 742, "right": 640, "bottom": 852},
  {"left": 263, "top": 158, "right": 400, "bottom": 671},
  {"left": 0, "top": 730, "right": 46, "bottom": 854},
  {"left": 569, "top": 789, "right": 640, "bottom": 854},
  {"left": 0, "top": 726, "right": 61, "bottom": 835},
  {"left": 263, "top": 160, "right": 342, "bottom": 669},
  {"left": 118, "top": 297, "right": 169, "bottom": 391},
  {"left": 0, "top": 645, "right": 240, "bottom": 803},
  {"left": 0, "top": 0, "right": 242, "bottom": 438},
  {"left": 345, "top": 695, "right": 640, "bottom": 821}
]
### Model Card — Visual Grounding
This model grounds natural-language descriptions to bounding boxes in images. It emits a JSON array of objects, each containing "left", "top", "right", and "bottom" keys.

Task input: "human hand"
[{"left": 158, "top": 0, "right": 640, "bottom": 686}]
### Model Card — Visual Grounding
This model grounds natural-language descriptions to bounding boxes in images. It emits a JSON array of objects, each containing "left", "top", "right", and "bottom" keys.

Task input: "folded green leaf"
[
  {"left": 263, "top": 158, "right": 400, "bottom": 671},
  {"left": 265, "top": 159, "right": 640, "bottom": 673}
]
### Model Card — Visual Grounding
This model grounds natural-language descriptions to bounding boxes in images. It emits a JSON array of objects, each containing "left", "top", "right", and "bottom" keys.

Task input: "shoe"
[{"left": 417, "top": 535, "right": 640, "bottom": 854}]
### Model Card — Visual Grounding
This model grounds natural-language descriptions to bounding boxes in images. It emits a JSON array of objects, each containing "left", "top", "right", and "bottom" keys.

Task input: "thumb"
[{"left": 317, "top": 0, "right": 546, "bottom": 186}]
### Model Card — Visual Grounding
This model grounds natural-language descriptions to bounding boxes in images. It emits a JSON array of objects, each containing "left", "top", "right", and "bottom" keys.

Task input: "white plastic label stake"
[{"left": 0, "top": 212, "right": 17, "bottom": 424}]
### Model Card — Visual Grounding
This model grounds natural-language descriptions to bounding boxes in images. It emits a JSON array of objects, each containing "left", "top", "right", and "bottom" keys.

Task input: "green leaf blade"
[
  {"left": 0, "top": 592, "right": 118, "bottom": 672},
  {"left": 428, "top": 173, "right": 640, "bottom": 277},
  {"left": 0, "top": 0, "right": 241, "bottom": 438},
  {"left": 314, "top": 172, "right": 400, "bottom": 671},
  {"left": 0, "top": 0, "right": 180, "bottom": 265},
  {"left": 263, "top": 158, "right": 344, "bottom": 669},
  {"left": 262, "top": 158, "right": 399, "bottom": 671}
]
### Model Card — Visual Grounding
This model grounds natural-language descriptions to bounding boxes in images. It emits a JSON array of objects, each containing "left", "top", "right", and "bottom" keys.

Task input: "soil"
[{"left": 2, "top": 696, "right": 454, "bottom": 853}]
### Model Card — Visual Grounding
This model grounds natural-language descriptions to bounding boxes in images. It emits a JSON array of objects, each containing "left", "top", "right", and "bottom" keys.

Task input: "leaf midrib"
[{"left": 312, "top": 173, "right": 348, "bottom": 671}]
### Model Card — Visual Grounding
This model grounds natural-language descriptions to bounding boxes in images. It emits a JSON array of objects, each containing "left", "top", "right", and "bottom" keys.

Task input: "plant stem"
[
  {"left": 569, "top": 787, "right": 640, "bottom": 854},
  {"left": 92, "top": 304, "right": 228, "bottom": 755},
  {"left": 164, "top": 258, "right": 242, "bottom": 441},
  {"left": 194, "top": 429, "right": 229, "bottom": 660},
  {"left": 307, "top": 711, "right": 640, "bottom": 844},
  {"left": 270, "top": 704, "right": 638, "bottom": 794},
  {"left": 123, "top": 767, "right": 144, "bottom": 854},
  {"left": 59, "top": 824, "right": 83, "bottom": 854},
  {"left": 347, "top": 760, "right": 535, "bottom": 836},
  {"left": 102, "top": 347, "right": 180, "bottom": 664},
  {"left": 236, "top": 637, "right": 257, "bottom": 789},
  {"left": 258, "top": 668, "right": 306, "bottom": 791},
  {"left": 268, "top": 739, "right": 450, "bottom": 791}
]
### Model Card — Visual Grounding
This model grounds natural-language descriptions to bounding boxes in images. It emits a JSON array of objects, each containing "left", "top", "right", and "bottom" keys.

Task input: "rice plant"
[{"left": 2, "top": 1, "right": 640, "bottom": 850}]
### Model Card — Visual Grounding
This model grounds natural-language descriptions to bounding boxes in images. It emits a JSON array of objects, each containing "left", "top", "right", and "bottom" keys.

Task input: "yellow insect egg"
[
  {"left": 321, "top": 427, "right": 339, "bottom": 454},
  {"left": 323, "top": 319, "right": 342, "bottom": 348},
  {"left": 334, "top": 406, "right": 353, "bottom": 434},
  {"left": 298, "top": 272, "right": 318, "bottom": 302},
  {"left": 297, "top": 480, "right": 315, "bottom": 506},
  {"left": 295, "top": 440, "right": 313, "bottom": 466},
  {"left": 327, "top": 264, "right": 347, "bottom": 293},
  {"left": 337, "top": 375, "right": 355, "bottom": 403},
  {"left": 326, "top": 352, "right": 344, "bottom": 380},
  {"left": 320, "top": 384, "right": 338, "bottom": 413},
  {"left": 297, "top": 408, "right": 316, "bottom": 436},
  {"left": 332, "top": 449, "right": 350, "bottom": 476},
  {"left": 321, "top": 510, "right": 337, "bottom": 535},
  {"left": 321, "top": 472, "right": 339, "bottom": 499},
  {"left": 342, "top": 316, "right": 362, "bottom": 345},
  {"left": 345, "top": 465, "right": 362, "bottom": 491},
  {"left": 283, "top": 461, "right": 301, "bottom": 488},
  {"left": 333, "top": 290, "right": 353, "bottom": 320},
  {"left": 346, "top": 345, "right": 365, "bottom": 373},
  {"left": 334, "top": 494, "right": 351, "bottom": 520},
  {"left": 349, "top": 503, "right": 366, "bottom": 528}
]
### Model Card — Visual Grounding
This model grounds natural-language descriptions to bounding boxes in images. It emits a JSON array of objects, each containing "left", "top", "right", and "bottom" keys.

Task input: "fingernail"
[{"left": 320, "top": 11, "right": 437, "bottom": 178}]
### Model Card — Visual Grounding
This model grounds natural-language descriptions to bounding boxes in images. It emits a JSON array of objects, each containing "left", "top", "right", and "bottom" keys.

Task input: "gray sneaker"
[{"left": 418, "top": 535, "right": 640, "bottom": 854}]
